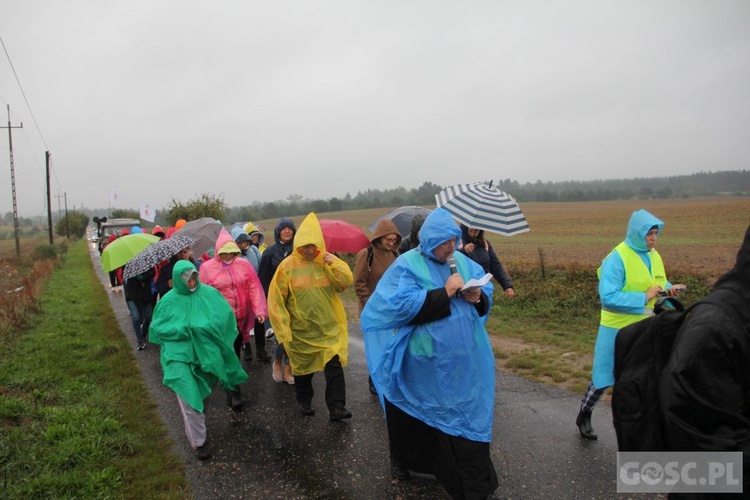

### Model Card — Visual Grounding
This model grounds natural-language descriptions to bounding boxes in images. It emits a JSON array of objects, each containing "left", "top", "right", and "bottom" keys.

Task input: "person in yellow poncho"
[{"left": 267, "top": 212, "right": 354, "bottom": 420}]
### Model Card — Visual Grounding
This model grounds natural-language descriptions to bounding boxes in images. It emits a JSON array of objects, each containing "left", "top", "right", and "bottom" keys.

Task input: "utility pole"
[
  {"left": 64, "top": 192, "right": 69, "bottom": 238},
  {"left": 55, "top": 191, "right": 63, "bottom": 222},
  {"left": 46, "top": 151, "right": 53, "bottom": 245},
  {"left": 1, "top": 105, "right": 23, "bottom": 258}
]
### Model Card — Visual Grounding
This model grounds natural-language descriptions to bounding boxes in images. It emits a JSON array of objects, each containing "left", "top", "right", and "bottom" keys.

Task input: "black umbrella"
[
  {"left": 367, "top": 206, "right": 433, "bottom": 237},
  {"left": 123, "top": 234, "right": 197, "bottom": 281}
]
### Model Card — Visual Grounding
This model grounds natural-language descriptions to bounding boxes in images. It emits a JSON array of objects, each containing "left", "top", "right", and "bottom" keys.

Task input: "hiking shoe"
[
  {"left": 266, "top": 327, "right": 275, "bottom": 339},
  {"left": 368, "top": 376, "right": 377, "bottom": 395},
  {"left": 299, "top": 402, "right": 315, "bottom": 416},
  {"left": 272, "top": 360, "right": 283, "bottom": 382},
  {"left": 256, "top": 350, "right": 272, "bottom": 363},
  {"left": 137, "top": 341, "right": 146, "bottom": 351},
  {"left": 329, "top": 407, "right": 352, "bottom": 421},
  {"left": 243, "top": 344, "right": 252, "bottom": 362},
  {"left": 195, "top": 445, "right": 211, "bottom": 460},
  {"left": 226, "top": 389, "right": 244, "bottom": 411}
]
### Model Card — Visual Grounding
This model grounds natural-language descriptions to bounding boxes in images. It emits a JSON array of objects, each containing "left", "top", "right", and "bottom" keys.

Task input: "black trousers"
[
  {"left": 253, "top": 318, "right": 266, "bottom": 353},
  {"left": 294, "top": 355, "right": 346, "bottom": 411},
  {"left": 385, "top": 398, "right": 498, "bottom": 500}
]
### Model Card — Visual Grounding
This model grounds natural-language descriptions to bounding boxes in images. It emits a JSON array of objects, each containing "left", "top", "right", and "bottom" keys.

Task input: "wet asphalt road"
[{"left": 90, "top": 245, "right": 644, "bottom": 499}]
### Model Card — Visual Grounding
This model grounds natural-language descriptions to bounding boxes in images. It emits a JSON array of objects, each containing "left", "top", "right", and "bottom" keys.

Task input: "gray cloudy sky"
[{"left": 1, "top": 0, "right": 749, "bottom": 217}]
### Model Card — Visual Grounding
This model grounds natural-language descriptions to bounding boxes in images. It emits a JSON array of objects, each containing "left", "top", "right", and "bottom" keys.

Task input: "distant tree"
[
  {"left": 167, "top": 193, "right": 227, "bottom": 224},
  {"left": 111, "top": 208, "right": 140, "bottom": 219},
  {"left": 329, "top": 197, "right": 343, "bottom": 212},
  {"left": 54, "top": 212, "right": 89, "bottom": 239}
]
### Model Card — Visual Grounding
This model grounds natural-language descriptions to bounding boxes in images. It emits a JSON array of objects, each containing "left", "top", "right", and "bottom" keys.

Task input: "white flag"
[
  {"left": 139, "top": 204, "right": 156, "bottom": 222},
  {"left": 110, "top": 189, "right": 120, "bottom": 206}
]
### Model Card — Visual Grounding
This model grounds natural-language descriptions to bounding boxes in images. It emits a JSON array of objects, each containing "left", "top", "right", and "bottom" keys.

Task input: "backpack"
[{"left": 611, "top": 295, "right": 725, "bottom": 451}]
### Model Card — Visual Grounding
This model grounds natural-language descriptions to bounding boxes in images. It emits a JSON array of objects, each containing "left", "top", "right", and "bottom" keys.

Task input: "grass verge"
[{"left": 0, "top": 240, "right": 189, "bottom": 498}]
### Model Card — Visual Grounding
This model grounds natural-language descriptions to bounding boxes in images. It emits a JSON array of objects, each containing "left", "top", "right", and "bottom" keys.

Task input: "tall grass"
[{"left": 0, "top": 240, "right": 189, "bottom": 498}]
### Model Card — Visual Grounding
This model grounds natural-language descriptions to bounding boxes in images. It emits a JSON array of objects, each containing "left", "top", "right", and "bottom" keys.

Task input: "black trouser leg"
[
  {"left": 324, "top": 355, "right": 346, "bottom": 411},
  {"left": 232, "top": 333, "right": 242, "bottom": 360},
  {"left": 295, "top": 373, "right": 315, "bottom": 404},
  {"left": 253, "top": 318, "right": 266, "bottom": 353}
]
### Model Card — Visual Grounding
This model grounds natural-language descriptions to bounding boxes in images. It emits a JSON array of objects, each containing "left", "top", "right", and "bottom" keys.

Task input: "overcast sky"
[{"left": 1, "top": 1, "right": 749, "bottom": 217}]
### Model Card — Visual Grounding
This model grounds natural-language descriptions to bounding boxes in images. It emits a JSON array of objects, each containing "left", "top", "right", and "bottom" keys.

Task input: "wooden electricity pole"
[
  {"left": 2, "top": 105, "right": 23, "bottom": 257},
  {"left": 46, "top": 151, "right": 53, "bottom": 244}
]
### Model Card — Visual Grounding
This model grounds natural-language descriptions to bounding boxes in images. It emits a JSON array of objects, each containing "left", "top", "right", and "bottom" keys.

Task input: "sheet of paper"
[{"left": 460, "top": 273, "right": 493, "bottom": 291}]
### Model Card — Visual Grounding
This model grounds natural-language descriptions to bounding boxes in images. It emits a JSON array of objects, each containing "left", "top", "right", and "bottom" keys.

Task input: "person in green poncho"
[{"left": 149, "top": 260, "right": 248, "bottom": 460}]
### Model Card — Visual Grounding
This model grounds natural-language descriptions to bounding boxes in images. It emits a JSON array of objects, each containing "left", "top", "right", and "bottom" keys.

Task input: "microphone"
[
  {"left": 447, "top": 256, "right": 461, "bottom": 297},
  {"left": 447, "top": 256, "right": 457, "bottom": 275}
]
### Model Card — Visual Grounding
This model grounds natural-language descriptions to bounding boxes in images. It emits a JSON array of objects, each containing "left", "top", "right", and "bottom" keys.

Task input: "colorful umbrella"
[
  {"left": 175, "top": 217, "right": 222, "bottom": 257},
  {"left": 123, "top": 234, "right": 197, "bottom": 281},
  {"left": 367, "top": 206, "right": 432, "bottom": 237},
  {"left": 318, "top": 219, "right": 371, "bottom": 253},
  {"left": 101, "top": 233, "right": 160, "bottom": 272},
  {"left": 435, "top": 182, "right": 530, "bottom": 236}
]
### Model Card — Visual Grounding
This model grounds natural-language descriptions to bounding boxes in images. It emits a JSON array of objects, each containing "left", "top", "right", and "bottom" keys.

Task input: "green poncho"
[{"left": 149, "top": 260, "right": 248, "bottom": 412}]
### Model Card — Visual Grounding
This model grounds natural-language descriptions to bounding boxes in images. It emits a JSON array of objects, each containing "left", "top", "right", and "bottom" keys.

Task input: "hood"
[
  {"left": 120, "top": 228, "right": 131, "bottom": 236},
  {"left": 152, "top": 225, "right": 166, "bottom": 238},
  {"left": 274, "top": 217, "right": 297, "bottom": 245},
  {"left": 130, "top": 226, "right": 143, "bottom": 234},
  {"left": 230, "top": 226, "right": 250, "bottom": 243},
  {"left": 166, "top": 227, "right": 177, "bottom": 239},
  {"left": 213, "top": 228, "right": 238, "bottom": 258},
  {"left": 370, "top": 219, "right": 401, "bottom": 246},
  {"left": 106, "top": 233, "right": 118, "bottom": 244},
  {"left": 293, "top": 213, "right": 326, "bottom": 262},
  {"left": 624, "top": 209, "right": 664, "bottom": 252},
  {"left": 244, "top": 222, "right": 265, "bottom": 246},
  {"left": 172, "top": 260, "right": 200, "bottom": 295},
  {"left": 418, "top": 208, "right": 461, "bottom": 261},
  {"left": 410, "top": 214, "right": 426, "bottom": 243},
  {"left": 175, "top": 219, "right": 187, "bottom": 230}
]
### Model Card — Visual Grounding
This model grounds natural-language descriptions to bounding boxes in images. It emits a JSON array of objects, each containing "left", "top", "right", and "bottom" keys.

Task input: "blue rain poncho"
[{"left": 361, "top": 208, "right": 496, "bottom": 442}]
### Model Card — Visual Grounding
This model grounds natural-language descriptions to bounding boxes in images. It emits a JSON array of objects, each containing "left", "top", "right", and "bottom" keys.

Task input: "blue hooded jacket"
[{"left": 361, "top": 208, "right": 496, "bottom": 442}]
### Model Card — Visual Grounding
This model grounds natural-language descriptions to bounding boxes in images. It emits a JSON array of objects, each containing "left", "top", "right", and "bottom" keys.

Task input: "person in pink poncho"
[{"left": 199, "top": 228, "right": 267, "bottom": 410}]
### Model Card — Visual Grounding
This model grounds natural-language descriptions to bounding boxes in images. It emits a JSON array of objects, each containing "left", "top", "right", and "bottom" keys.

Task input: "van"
[{"left": 95, "top": 217, "right": 142, "bottom": 253}]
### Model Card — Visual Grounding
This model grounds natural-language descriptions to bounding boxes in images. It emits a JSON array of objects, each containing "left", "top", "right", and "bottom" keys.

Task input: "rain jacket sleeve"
[{"left": 149, "top": 261, "right": 248, "bottom": 412}]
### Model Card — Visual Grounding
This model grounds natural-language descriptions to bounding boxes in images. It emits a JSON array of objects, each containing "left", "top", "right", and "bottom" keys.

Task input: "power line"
[{"left": 0, "top": 36, "right": 49, "bottom": 151}]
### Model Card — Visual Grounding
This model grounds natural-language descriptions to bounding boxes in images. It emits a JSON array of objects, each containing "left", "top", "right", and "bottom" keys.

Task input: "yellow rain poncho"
[{"left": 267, "top": 212, "right": 353, "bottom": 375}]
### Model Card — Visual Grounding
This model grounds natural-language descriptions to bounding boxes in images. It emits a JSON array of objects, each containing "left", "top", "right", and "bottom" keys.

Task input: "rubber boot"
[{"left": 576, "top": 409, "right": 598, "bottom": 440}]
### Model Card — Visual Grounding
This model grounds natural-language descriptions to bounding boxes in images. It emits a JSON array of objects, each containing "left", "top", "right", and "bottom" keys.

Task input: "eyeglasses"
[{"left": 382, "top": 236, "right": 398, "bottom": 244}]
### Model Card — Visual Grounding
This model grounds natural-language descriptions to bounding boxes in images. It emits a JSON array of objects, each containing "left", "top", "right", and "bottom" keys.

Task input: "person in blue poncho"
[
  {"left": 361, "top": 207, "right": 498, "bottom": 500},
  {"left": 577, "top": 209, "right": 685, "bottom": 441}
]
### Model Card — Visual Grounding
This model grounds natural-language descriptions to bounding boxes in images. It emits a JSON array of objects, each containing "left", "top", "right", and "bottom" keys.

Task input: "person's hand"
[
  {"left": 504, "top": 287, "right": 515, "bottom": 299},
  {"left": 666, "top": 285, "right": 686, "bottom": 297},
  {"left": 323, "top": 252, "right": 336, "bottom": 265},
  {"left": 463, "top": 242, "right": 475, "bottom": 254},
  {"left": 462, "top": 288, "right": 482, "bottom": 304},
  {"left": 646, "top": 286, "right": 663, "bottom": 302},
  {"left": 445, "top": 273, "right": 464, "bottom": 297},
  {"left": 256, "top": 315, "right": 265, "bottom": 323}
]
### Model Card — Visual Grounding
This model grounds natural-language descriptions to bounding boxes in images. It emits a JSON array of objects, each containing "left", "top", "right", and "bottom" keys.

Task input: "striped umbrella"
[
  {"left": 435, "top": 182, "right": 530, "bottom": 236},
  {"left": 123, "top": 234, "right": 197, "bottom": 280}
]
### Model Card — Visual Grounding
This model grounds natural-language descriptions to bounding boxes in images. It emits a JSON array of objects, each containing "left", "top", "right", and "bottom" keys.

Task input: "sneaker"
[
  {"left": 137, "top": 340, "right": 146, "bottom": 351},
  {"left": 283, "top": 365, "right": 295, "bottom": 385},
  {"left": 266, "top": 327, "right": 275, "bottom": 339},
  {"left": 329, "top": 407, "right": 352, "bottom": 421},
  {"left": 272, "top": 360, "right": 283, "bottom": 382},
  {"left": 195, "top": 445, "right": 211, "bottom": 460},
  {"left": 299, "top": 402, "right": 315, "bottom": 416}
]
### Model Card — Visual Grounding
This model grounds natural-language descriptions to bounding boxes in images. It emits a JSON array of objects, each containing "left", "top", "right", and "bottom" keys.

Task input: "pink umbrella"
[{"left": 318, "top": 219, "right": 371, "bottom": 253}]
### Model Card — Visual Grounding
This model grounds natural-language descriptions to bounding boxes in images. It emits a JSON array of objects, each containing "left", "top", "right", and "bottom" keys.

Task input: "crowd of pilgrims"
[{"left": 101, "top": 209, "right": 515, "bottom": 500}]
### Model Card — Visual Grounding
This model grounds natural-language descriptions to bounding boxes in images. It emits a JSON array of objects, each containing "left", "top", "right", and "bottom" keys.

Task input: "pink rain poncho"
[{"left": 199, "top": 229, "right": 267, "bottom": 343}]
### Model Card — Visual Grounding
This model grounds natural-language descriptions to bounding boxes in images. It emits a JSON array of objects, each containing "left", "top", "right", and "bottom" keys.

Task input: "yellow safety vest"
[{"left": 599, "top": 242, "right": 667, "bottom": 330}]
